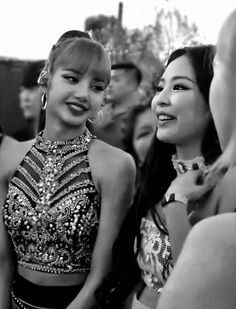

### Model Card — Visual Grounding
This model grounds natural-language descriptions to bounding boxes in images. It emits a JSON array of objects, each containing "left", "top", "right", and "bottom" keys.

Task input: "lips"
[
  {"left": 157, "top": 112, "right": 175, "bottom": 122},
  {"left": 66, "top": 102, "right": 88, "bottom": 115}
]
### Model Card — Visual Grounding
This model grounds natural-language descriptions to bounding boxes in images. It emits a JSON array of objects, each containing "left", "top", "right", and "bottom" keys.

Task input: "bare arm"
[
  {"left": 67, "top": 141, "right": 136, "bottom": 309},
  {"left": 163, "top": 170, "right": 215, "bottom": 262},
  {"left": 0, "top": 139, "right": 19, "bottom": 308},
  {"left": 0, "top": 188, "right": 15, "bottom": 309},
  {"left": 157, "top": 213, "right": 236, "bottom": 309}
]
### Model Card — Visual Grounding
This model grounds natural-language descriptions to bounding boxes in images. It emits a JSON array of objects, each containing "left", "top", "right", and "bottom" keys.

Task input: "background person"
[
  {"left": 90, "top": 62, "right": 144, "bottom": 150},
  {"left": 122, "top": 101, "right": 157, "bottom": 192},
  {"left": 15, "top": 60, "right": 45, "bottom": 141}
]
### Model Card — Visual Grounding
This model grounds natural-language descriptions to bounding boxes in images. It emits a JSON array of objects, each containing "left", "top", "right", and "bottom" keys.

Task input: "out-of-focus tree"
[
  {"left": 84, "top": 4, "right": 204, "bottom": 99},
  {"left": 155, "top": 8, "right": 204, "bottom": 63},
  {"left": 85, "top": 14, "right": 121, "bottom": 45}
]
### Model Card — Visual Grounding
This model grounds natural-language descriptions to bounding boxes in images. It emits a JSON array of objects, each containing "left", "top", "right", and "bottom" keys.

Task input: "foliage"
[{"left": 84, "top": 6, "right": 204, "bottom": 98}]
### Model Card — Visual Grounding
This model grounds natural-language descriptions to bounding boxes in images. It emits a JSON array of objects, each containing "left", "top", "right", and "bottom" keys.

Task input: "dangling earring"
[
  {"left": 88, "top": 109, "right": 103, "bottom": 124},
  {"left": 41, "top": 93, "right": 48, "bottom": 110}
]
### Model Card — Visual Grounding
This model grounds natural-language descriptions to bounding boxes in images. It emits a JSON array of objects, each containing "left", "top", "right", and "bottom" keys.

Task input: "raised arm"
[{"left": 162, "top": 170, "right": 215, "bottom": 262}]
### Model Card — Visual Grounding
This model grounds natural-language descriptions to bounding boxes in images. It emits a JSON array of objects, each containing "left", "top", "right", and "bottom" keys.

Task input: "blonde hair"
[{"left": 38, "top": 38, "right": 111, "bottom": 87}]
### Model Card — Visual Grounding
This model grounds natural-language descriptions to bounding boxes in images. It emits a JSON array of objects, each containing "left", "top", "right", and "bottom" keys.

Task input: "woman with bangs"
[
  {"left": 95, "top": 44, "right": 221, "bottom": 309},
  {"left": 0, "top": 36, "right": 135, "bottom": 308}
]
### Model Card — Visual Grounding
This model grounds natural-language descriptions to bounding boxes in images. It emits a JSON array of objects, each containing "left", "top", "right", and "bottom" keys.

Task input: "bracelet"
[{"left": 161, "top": 193, "right": 188, "bottom": 207}]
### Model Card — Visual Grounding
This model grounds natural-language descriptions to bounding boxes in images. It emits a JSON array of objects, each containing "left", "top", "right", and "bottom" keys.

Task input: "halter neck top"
[{"left": 3, "top": 128, "right": 101, "bottom": 274}]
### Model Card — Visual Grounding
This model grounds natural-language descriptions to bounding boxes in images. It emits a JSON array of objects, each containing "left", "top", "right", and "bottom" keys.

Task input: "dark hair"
[
  {"left": 111, "top": 62, "right": 142, "bottom": 86},
  {"left": 22, "top": 60, "right": 45, "bottom": 88},
  {"left": 95, "top": 45, "right": 221, "bottom": 307},
  {"left": 122, "top": 102, "right": 152, "bottom": 165},
  {"left": 56, "top": 30, "right": 91, "bottom": 44},
  {"left": 166, "top": 45, "right": 221, "bottom": 164}
]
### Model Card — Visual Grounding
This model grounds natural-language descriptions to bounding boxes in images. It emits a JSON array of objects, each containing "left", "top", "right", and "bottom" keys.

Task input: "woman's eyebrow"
[{"left": 160, "top": 75, "right": 196, "bottom": 84}]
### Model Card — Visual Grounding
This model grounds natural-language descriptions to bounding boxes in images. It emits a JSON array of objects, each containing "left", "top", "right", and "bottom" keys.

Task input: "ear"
[
  {"left": 38, "top": 70, "right": 50, "bottom": 94},
  {"left": 38, "top": 70, "right": 49, "bottom": 86}
]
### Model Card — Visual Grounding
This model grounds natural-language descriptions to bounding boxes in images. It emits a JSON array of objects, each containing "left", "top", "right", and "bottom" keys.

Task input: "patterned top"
[
  {"left": 3, "top": 128, "right": 101, "bottom": 274},
  {"left": 136, "top": 218, "right": 173, "bottom": 293}
]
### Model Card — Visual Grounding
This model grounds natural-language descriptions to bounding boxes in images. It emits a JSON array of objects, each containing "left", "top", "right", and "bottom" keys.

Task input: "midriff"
[{"left": 18, "top": 265, "right": 88, "bottom": 286}]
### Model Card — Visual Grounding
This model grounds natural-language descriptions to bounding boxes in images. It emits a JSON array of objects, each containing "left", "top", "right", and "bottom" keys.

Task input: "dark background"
[{"left": 0, "top": 57, "right": 44, "bottom": 137}]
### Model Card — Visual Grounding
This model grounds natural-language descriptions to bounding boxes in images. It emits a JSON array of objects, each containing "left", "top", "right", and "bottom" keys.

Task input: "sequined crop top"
[
  {"left": 3, "top": 128, "right": 101, "bottom": 274},
  {"left": 136, "top": 218, "right": 173, "bottom": 293}
]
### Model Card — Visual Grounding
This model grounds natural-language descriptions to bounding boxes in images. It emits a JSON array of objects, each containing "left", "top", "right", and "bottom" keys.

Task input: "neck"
[
  {"left": 43, "top": 117, "right": 86, "bottom": 141},
  {"left": 175, "top": 142, "right": 202, "bottom": 161}
]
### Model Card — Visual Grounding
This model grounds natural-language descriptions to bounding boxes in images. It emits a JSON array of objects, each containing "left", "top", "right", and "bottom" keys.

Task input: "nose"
[
  {"left": 74, "top": 80, "right": 89, "bottom": 102},
  {"left": 151, "top": 88, "right": 170, "bottom": 112},
  {"left": 19, "top": 89, "right": 30, "bottom": 106}
]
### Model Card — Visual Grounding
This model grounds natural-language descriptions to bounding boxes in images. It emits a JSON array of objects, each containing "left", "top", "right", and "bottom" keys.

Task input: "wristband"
[{"left": 161, "top": 193, "right": 188, "bottom": 207}]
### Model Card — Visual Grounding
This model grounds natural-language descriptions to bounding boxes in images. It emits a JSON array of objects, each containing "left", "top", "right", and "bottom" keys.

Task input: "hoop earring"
[
  {"left": 88, "top": 109, "right": 103, "bottom": 124},
  {"left": 41, "top": 93, "right": 48, "bottom": 110}
]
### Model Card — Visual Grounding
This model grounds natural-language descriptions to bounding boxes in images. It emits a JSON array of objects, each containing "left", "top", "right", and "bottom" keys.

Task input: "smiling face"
[
  {"left": 152, "top": 55, "right": 211, "bottom": 150},
  {"left": 43, "top": 38, "right": 111, "bottom": 135},
  {"left": 46, "top": 67, "right": 106, "bottom": 131}
]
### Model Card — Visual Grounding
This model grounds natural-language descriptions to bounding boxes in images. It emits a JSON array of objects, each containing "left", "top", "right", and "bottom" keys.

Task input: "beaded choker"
[
  {"left": 35, "top": 128, "right": 92, "bottom": 151},
  {"left": 171, "top": 154, "right": 208, "bottom": 175}
]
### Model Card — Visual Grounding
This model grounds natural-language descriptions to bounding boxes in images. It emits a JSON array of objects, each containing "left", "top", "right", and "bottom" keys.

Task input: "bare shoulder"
[
  {"left": 89, "top": 138, "right": 135, "bottom": 171},
  {"left": 88, "top": 139, "right": 136, "bottom": 191},
  {"left": 0, "top": 138, "right": 35, "bottom": 184}
]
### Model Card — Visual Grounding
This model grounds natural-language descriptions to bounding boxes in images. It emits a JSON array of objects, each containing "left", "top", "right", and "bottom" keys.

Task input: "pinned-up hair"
[{"left": 39, "top": 37, "right": 111, "bottom": 87}]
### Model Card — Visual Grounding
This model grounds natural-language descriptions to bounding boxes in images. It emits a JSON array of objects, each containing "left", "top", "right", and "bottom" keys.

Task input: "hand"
[
  {"left": 166, "top": 170, "right": 216, "bottom": 202},
  {"left": 204, "top": 159, "right": 228, "bottom": 186}
]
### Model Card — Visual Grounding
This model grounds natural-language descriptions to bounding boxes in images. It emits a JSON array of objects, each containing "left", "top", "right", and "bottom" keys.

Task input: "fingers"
[
  {"left": 189, "top": 181, "right": 214, "bottom": 201},
  {"left": 204, "top": 163, "right": 228, "bottom": 186}
]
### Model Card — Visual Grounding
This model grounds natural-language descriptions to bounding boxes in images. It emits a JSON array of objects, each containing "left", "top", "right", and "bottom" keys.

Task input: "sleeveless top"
[
  {"left": 3, "top": 128, "right": 101, "bottom": 274},
  {"left": 136, "top": 218, "right": 173, "bottom": 293}
]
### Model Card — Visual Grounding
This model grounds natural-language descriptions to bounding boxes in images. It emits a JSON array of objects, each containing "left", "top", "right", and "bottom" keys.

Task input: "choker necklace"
[
  {"left": 36, "top": 128, "right": 92, "bottom": 150},
  {"left": 171, "top": 154, "right": 208, "bottom": 175}
]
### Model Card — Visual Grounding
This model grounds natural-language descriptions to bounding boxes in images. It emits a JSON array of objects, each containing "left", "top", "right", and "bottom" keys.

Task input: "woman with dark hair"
[
  {"left": 157, "top": 9, "right": 236, "bottom": 309},
  {"left": 122, "top": 102, "right": 157, "bottom": 192},
  {"left": 96, "top": 44, "right": 221, "bottom": 309}
]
